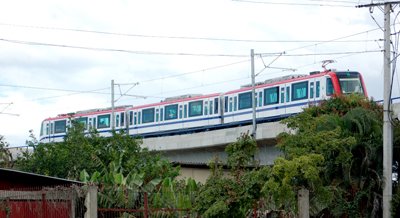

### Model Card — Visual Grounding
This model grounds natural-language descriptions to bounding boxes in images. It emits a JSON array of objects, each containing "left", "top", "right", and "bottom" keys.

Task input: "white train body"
[{"left": 39, "top": 70, "right": 367, "bottom": 143}]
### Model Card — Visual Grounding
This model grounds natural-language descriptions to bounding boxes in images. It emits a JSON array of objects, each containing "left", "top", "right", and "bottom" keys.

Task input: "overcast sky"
[{"left": 0, "top": 0, "right": 396, "bottom": 146}]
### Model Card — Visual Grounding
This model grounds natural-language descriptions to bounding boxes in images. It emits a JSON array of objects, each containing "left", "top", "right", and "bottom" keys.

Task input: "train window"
[
  {"left": 160, "top": 108, "right": 164, "bottom": 121},
  {"left": 292, "top": 81, "right": 308, "bottom": 101},
  {"left": 179, "top": 105, "right": 183, "bottom": 118},
  {"left": 54, "top": 120, "right": 66, "bottom": 133},
  {"left": 224, "top": 96, "right": 228, "bottom": 112},
  {"left": 184, "top": 105, "right": 188, "bottom": 118},
  {"left": 316, "top": 81, "right": 320, "bottom": 97},
  {"left": 165, "top": 104, "right": 178, "bottom": 120},
  {"left": 281, "top": 87, "right": 285, "bottom": 103},
  {"left": 210, "top": 101, "right": 213, "bottom": 115},
  {"left": 214, "top": 98, "right": 219, "bottom": 114},
  {"left": 142, "top": 108, "right": 155, "bottom": 123},
  {"left": 258, "top": 92, "right": 263, "bottom": 107},
  {"left": 76, "top": 117, "right": 88, "bottom": 129},
  {"left": 98, "top": 114, "right": 111, "bottom": 129},
  {"left": 310, "top": 82, "right": 314, "bottom": 98},
  {"left": 156, "top": 109, "right": 159, "bottom": 122},
  {"left": 89, "top": 118, "right": 92, "bottom": 128},
  {"left": 116, "top": 114, "right": 120, "bottom": 127},
  {"left": 264, "top": 87, "right": 279, "bottom": 105},
  {"left": 239, "top": 92, "right": 252, "bottom": 110},
  {"left": 326, "top": 78, "right": 334, "bottom": 95},
  {"left": 129, "top": 111, "right": 133, "bottom": 125},
  {"left": 93, "top": 118, "right": 96, "bottom": 128},
  {"left": 189, "top": 100, "right": 203, "bottom": 117},
  {"left": 120, "top": 112, "right": 125, "bottom": 127},
  {"left": 138, "top": 112, "right": 142, "bottom": 124},
  {"left": 229, "top": 97, "right": 233, "bottom": 112},
  {"left": 204, "top": 101, "right": 208, "bottom": 115}
]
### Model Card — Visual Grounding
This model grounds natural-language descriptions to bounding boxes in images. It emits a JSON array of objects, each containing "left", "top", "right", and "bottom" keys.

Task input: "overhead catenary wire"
[
  {"left": 4, "top": 48, "right": 381, "bottom": 103},
  {"left": 0, "top": 38, "right": 249, "bottom": 58},
  {"left": 0, "top": 23, "right": 385, "bottom": 103},
  {"left": 0, "top": 83, "right": 110, "bottom": 94},
  {"left": 0, "top": 22, "right": 379, "bottom": 44},
  {"left": 232, "top": 0, "right": 357, "bottom": 7}
]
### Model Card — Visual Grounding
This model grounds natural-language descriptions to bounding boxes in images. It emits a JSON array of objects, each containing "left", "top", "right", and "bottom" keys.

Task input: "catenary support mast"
[{"left": 251, "top": 49, "right": 256, "bottom": 138}]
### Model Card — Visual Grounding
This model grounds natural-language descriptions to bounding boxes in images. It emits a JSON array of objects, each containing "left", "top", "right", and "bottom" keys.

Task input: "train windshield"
[{"left": 336, "top": 72, "right": 364, "bottom": 95}]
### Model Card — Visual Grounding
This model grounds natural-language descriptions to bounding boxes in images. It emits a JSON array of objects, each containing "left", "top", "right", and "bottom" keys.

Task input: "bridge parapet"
[{"left": 142, "top": 121, "right": 288, "bottom": 151}]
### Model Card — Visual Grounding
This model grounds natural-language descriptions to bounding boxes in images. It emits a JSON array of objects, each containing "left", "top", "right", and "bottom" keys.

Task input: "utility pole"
[
  {"left": 251, "top": 49, "right": 257, "bottom": 139},
  {"left": 356, "top": 2, "right": 400, "bottom": 217},
  {"left": 383, "top": 4, "right": 393, "bottom": 217},
  {"left": 111, "top": 79, "right": 115, "bottom": 130}
]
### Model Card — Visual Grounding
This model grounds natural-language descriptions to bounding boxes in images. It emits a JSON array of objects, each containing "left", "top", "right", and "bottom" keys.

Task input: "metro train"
[{"left": 39, "top": 69, "right": 367, "bottom": 143}]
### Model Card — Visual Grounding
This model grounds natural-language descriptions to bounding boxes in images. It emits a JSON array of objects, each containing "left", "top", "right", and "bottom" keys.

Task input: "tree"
[
  {"left": 195, "top": 132, "right": 266, "bottom": 217},
  {"left": 0, "top": 135, "right": 13, "bottom": 168},
  {"left": 264, "top": 94, "right": 385, "bottom": 217},
  {"left": 16, "top": 121, "right": 179, "bottom": 182}
]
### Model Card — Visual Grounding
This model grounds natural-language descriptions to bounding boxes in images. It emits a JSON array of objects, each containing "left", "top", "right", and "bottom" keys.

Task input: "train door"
[
  {"left": 127, "top": 111, "right": 133, "bottom": 136},
  {"left": 256, "top": 89, "right": 263, "bottom": 120},
  {"left": 280, "top": 85, "right": 287, "bottom": 116},
  {"left": 309, "top": 79, "right": 316, "bottom": 104},
  {"left": 203, "top": 100, "right": 210, "bottom": 126},
  {"left": 158, "top": 107, "right": 165, "bottom": 132},
  {"left": 130, "top": 110, "right": 138, "bottom": 136},
  {"left": 208, "top": 98, "right": 219, "bottom": 126},
  {"left": 232, "top": 95, "right": 237, "bottom": 122},
  {"left": 320, "top": 76, "right": 333, "bottom": 99},
  {"left": 178, "top": 103, "right": 184, "bottom": 130},
  {"left": 155, "top": 107, "right": 161, "bottom": 133}
]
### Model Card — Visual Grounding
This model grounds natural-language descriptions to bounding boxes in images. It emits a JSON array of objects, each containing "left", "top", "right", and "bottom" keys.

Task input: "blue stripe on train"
[{"left": 39, "top": 100, "right": 315, "bottom": 142}]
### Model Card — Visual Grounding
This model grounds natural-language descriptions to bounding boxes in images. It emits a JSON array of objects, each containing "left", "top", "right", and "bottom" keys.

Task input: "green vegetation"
[
  {"left": 15, "top": 121, "right": 188, "bottom": 210},
  {"left": 0, "top": 135, "right": 12, "bottom": 168},
  {"left": 270, "top": 94, "right": 385, "bottom": 217},
  {"left": 193, "top": 95, "right": 400, "bottom": 217},
  {"left": 2, "top": 94, "right": 400, "bottom": 217}
]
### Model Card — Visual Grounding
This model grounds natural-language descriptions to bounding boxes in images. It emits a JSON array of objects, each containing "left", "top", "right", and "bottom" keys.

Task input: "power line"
[
  {"left": 275, "top": 49, "right": 382, "bottom": 57},
  {"left": 232, "top": 0, "right": 356, "bottom": 7},
  {"left": 31, "top": 88, "right": 110, "bottom": 101},
  {"left": 280, "top": 28, "right": 384, "bottom": 54},
  {"left": 0, "top": 83, "right": 109, "bottom": 94},
  {"left": 4, "top": 50, "right": 381, "bottom": 102},
  {"left": 139, "top": 59, "right": 251, "bottom": 84},
  {"left": 0, "top": 22, "right": 377, "bottom": 43},
  {"left": 0, "top": 38, "right": 248, "bottom": 57}
]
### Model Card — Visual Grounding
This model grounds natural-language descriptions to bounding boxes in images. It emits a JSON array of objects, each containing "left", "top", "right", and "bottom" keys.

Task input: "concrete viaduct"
[{"left": 141, "top": 121, "right": 288, "bottom": 182}]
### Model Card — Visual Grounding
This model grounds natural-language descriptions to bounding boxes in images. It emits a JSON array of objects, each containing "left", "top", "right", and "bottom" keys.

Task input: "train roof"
[
  {"left": 224, "top": 70, "right": 338, "bottom": 95},
  {"left": 129, "top": 92, "right": 221, "bottom": 110},
  {"left": 43, "top": 105, "right": 131, "bottom": 121}
]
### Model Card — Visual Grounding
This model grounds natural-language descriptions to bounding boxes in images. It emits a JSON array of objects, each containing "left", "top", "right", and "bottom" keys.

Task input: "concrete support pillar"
[
  {"left": 84, "top": 185, "right": 97, "bottom": 218},
  {"left": 298, "top": 188, "right": 309, "bottom": 218}
]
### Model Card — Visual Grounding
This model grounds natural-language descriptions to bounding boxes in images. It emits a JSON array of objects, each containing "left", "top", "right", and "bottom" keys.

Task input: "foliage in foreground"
[
  {"left": 0, "top": 135, "right": 13, "bottom": 168},
  {"left": 16, "top": 122, "right": 178, "bottom": 181},
  {"left": 14, "top": 122, "right": 187, "bottom": 209},
  {"left": 268, "top": 94, "right": 386, "bottom": 217},
  {"left": 195, "top": 132, "right": 268, "bottom": 217},
  {"left": 195, "top": 94, "right": 400, "bottom": 217}
]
